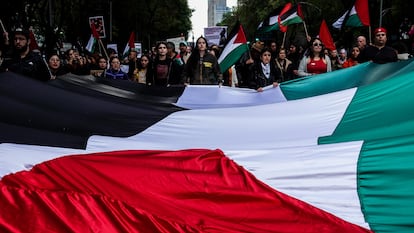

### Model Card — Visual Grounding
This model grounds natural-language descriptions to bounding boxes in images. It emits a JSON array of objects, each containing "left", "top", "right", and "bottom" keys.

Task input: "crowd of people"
[{"left": 0, "top": 23, "right": 405, "bottom": 92}]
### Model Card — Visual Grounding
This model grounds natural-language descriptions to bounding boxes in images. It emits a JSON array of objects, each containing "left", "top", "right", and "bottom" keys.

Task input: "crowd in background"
[{"left": 1, "top": 17, "right": 411, "bottom": 92}]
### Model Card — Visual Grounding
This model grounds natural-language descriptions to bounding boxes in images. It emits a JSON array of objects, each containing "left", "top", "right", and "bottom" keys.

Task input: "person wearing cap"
[
  {"left": 179, "top": 41, "right": 188, "bottom": 64},
  {"left": 358, "top": 27, "right": 398, "bottom": 64},
  {"left": 0, "top": 28, "right": 50, "bottom": 81}
]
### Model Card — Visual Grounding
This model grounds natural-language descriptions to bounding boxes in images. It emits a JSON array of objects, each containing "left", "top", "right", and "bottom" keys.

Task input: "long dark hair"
[
  {"left": 306, "top": 38, "right": 325, "bottom": 59},
  {"left": 185, "top": 36, "right": 209, "bottom": 71},
  {"left": 138, "top": 54, "right": 152, "bottom": 70},
  {"left": 154, "top": 41, "right": 168, "bottom": 61}
]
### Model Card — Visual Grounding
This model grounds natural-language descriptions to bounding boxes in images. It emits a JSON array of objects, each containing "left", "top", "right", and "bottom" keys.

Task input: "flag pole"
[
  {"left": 379, "top": 0, "right": 383, "bottom": 27},
  {"left": 302, "top": 21, "right": 309, "bottom": 38},
  {"left": 282, "top": 31, "right": 287, "bottom": 48},
  {"left": 0, "top": 19, "right": 6, "bottom": 33},
  {"left": 0, "top": 19, "right": 9, "bottom": 44},
  {"left": 98, "top": 39, "right": 109, "bottom": 61},
  {"left": 368, "top": 26, "right": 372, "bottom": 45}
]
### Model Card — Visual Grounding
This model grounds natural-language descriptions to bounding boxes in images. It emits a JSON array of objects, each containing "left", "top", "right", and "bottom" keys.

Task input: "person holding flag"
[{"left": 218, "top": 22, "right": 249, "bottom": 87}]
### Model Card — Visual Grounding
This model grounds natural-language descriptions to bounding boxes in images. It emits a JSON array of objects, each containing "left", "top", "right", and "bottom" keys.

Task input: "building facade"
[{"left": 207, "top": 0, "right": 231, "bottom": 27}]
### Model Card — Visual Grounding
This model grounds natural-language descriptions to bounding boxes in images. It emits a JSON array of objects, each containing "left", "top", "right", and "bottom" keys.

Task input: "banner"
[
  {"left": 89, "top": 16, "right": 106, "bottom": 38},
  {"left": 204, "top": 26, "right": 227, "bottom": 46}
]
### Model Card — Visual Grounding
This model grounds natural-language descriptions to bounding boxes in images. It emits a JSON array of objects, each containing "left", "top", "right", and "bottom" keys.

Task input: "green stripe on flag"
[
  {"left": 359, "top": 136, "right": 414, "bottom": 233},
  {"left": 219, "top": 44, "right": 248, "bottom": 73},
  {"left": 257, "top": 23, "right": 280, "bottom": 33},
  {"left": 280, "top": 59, "right": 414, "bottom": 101},
  {"left": 318, "top": 69, "right": 414, "bottom": 233},
  {"left": 280, "top": 13, "right": 303, "bottom": 26},
  {"left": 345, "top": 14, "right": 364, "bottom": 27}
]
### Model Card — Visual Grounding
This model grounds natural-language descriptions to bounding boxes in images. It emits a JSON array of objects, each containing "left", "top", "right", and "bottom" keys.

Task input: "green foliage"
[
  {"left": 114, "top": 0, "right": 191, "bottom": 50},
  {"left": 0, "top": 0, "right": 192, "bottom": 51},
  {"left": 221, "top": 0, "right": 414, "bottom": 46}
]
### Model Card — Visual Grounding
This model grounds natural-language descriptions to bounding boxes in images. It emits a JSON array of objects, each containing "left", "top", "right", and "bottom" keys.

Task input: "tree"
[
  {"left": 221, "top": 0, "right": 414, "bottom": 48},
  {"left": 114, "top": 0, "right": 192, "bottom": 51},
  {"left": 0, "top": 0, "right": 192, "bottom": 53}
]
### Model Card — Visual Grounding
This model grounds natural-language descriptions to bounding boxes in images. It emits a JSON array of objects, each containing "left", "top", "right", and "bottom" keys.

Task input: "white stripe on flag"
[
  {"left": 218, "top": 34, "right": 239, "bottom": 63},
  {"left": 175, "top": 85, "right": 287, "bottom": 109}
]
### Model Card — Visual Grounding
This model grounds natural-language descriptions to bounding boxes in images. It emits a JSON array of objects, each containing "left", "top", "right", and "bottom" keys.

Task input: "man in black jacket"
[
  {"left": 358, "top": 27, "right": 398, "bottom": 64},
  {"left": 0, "top": 28, "right": 50, "bottom": 81}
]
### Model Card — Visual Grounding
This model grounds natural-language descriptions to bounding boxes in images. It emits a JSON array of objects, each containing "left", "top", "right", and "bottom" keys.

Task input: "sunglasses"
[{"left": 313, "top": 43, "right": 323, "bottom": 47}]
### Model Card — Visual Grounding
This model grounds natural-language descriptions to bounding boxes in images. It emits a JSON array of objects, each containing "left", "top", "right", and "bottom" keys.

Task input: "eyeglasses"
[{"left": 313, "top": 43, "right": 323, "bottom": 47}]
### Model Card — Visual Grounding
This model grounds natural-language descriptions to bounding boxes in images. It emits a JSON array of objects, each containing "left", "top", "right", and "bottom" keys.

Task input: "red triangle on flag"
[
  {"left": 29, "top": 29, "right": 39, "bottom": 51},
  {"left": 128, "top": 32, "right": 135, "bottom": 49},
  {"left": 234, "top": 25, "right": 247, "bottom": 44}
]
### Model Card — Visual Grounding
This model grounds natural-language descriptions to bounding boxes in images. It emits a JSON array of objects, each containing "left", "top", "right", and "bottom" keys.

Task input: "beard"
[{"left": 15, "top": 44, "right": 28, "bottom": 54}]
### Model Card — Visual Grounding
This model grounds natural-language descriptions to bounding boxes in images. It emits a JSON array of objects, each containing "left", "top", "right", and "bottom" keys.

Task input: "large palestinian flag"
[{"left": 1, "top": 59, "right": 414, "bottom": 233}]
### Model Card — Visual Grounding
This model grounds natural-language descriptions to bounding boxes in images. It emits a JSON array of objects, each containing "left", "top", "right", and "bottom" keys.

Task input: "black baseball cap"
[{"left": 14, "top": 28, "right": 30, "bottom": 39}]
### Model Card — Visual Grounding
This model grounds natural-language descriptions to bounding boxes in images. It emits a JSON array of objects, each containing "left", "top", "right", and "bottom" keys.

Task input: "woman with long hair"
[
  {"left": 183, "top": 36, "right": 222, "bottom": 85},
  {"left": 132, "top": 54, "right": 152, "bottom": 84},
  {"left": 275, "top": 48, "right": 294, "bottom": 82},
  {"left": 47, "top": 54, "right": 69, "bottom": 79},
  {"left": 298, "top": 38, "right": 332, "bottom": 77}
]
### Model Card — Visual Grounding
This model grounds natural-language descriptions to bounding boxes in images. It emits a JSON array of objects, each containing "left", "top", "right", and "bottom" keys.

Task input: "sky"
[{"left": 188, "top": 0, "right": 237, "bottom": 40}]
